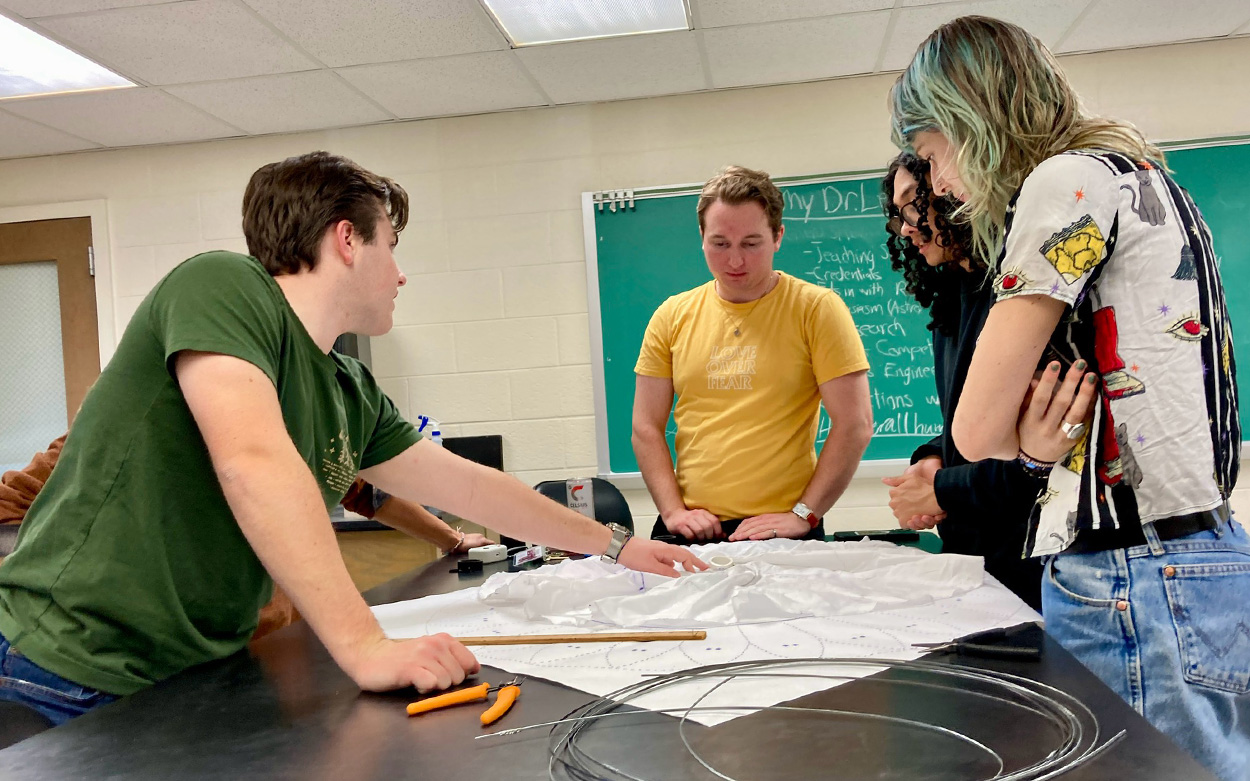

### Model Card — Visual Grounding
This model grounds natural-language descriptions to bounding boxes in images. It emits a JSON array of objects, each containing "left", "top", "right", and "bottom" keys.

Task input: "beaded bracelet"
[
  {"left": 442, "top": 527, "right": 465, "bottom": 556},
  {"left": 1016, "top": 448, "right": 1056, "bottom": 478}
]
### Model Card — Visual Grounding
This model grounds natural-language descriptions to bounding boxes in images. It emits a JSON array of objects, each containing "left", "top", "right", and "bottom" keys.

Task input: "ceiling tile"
[
  {"left": 514, "top": 31, "right": 706, "bottom": 104},
  {"left": 694, "top": 0, "right": 892, "bottom": 28},
  {"left": 3, "top": 88, "right": 240, "bottom": 146},
  {"left": 243, "top": 0, "right": 507, "bottom": 68},
  {"left": 37, "top": 0, "right": 318, "bottom": 85},
  {"left": 1, "top": 0, "right": 168, "bottom": 15},
  {"left": 164, "top": 71, "right": 392, "bottom": 135},
  {"left": 880, "top": 0, "right": 1089, "bottom": 71},
  {"left": 1058, "top": 0, "right": 1249, "bottom": 53},
  {"left": 337, "top": 52, "right": 547, "bottom": 119},
  {"left": 0, "top": 108, "right": 100, "bottom": 158},
  {"left": 704, "top": 11, "right": 891, "bottom": 88}
]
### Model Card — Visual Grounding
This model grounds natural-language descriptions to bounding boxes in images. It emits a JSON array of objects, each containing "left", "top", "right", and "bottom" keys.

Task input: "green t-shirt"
[{"left": 0, "top": 252, "right": 420, "bottom": 695}]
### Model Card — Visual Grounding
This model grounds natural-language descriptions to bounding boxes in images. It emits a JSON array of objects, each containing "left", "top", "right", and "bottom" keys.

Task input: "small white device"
[{"left": 467, "top": 544, "right": 508, "bottom": 564}]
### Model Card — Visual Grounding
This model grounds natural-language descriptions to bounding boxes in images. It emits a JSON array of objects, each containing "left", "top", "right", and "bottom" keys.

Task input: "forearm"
[
  {"left": 953, "top": 296, "right": 1065, "bottom": 461},
  {"left": 933, "top": 459, "right": 1045, "bottom": 519},
  {"left": 363, "top": 442, "right": 613, "bottom": 556},
  {"left": 217, "top": 449, "right": 383, "bottom": 669},
  {"left": 632, "top": 427, "right": 686, "bottom": 519},
  {"left": 802, "top": 418, "right": 873, "bottom": 516},
  {"left": 373, "top": 497, "right": 460, "bottom": 551}
]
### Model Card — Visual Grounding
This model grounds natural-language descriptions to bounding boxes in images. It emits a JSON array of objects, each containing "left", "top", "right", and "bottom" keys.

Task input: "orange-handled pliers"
[{"left": 406, "top": 677, "right": 523, "bottom": 726}]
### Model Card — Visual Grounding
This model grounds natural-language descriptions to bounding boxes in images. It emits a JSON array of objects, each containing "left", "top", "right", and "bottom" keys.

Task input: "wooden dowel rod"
[{"left": 455, "top": 630, "right": 706, "bottom": 646}]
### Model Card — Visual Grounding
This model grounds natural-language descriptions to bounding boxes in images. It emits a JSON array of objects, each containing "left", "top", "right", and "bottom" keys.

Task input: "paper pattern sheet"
[{"left": 372, "top": 539, "right": 1041, "bottom": 726}]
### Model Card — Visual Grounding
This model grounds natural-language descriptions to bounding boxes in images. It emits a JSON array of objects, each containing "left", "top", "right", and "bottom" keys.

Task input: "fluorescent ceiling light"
[
  {"left": 0, "top": 14, "right": 133, "bottom": 100},
  {"left": 481, "top": 0, "right": 689, "bottom": 47}
]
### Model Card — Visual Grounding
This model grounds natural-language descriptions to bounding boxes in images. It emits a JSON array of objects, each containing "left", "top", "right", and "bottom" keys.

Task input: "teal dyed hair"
[{"left": 889, "top": 16, "right": 1162, "bottom": 267}]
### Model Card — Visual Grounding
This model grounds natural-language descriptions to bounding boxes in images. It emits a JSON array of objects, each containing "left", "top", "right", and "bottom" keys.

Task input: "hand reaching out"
[{"left": 615, "top": 537, "right": 709, "bottom": 576}]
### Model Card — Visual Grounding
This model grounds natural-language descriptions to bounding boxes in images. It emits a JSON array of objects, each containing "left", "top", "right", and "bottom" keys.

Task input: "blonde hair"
[
  {"left": 696, "top": 165, "right": 785, "bottom": 238},
  {"left": 890, "top": 16, "right": 1163, "bottom": 265}
]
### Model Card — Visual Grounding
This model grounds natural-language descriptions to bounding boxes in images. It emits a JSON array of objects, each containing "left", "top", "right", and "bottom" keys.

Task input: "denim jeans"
[
  {"left": 1042, "top": 520, "right": 1250, "bottom": 781},
  {"left": 0, "top": 629, "right": 118, "bottom": 725}
]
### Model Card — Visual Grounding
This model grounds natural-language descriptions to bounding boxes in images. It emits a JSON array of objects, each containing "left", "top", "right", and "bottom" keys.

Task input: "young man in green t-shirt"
[{"left": 0, "top": 151, "right": 706, "bottom": 724}]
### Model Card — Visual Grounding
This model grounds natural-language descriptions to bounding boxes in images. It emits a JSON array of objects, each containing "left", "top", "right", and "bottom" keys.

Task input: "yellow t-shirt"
[{"left": 635, "top": 272, "right": 868, "bottom": 519}]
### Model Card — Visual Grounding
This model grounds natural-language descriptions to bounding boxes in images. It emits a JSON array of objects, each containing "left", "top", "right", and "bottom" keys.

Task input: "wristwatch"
[
  {"left": 600, "top": 522, "right": 634, "bottom": 564},
  {"left": 791, "top": 502, "right": 819, "bottom": 529}
]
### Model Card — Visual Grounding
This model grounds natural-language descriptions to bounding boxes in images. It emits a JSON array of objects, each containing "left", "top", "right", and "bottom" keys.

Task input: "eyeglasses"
[{"left": 886, "top": 198, "right": 924, "bottom": 237}]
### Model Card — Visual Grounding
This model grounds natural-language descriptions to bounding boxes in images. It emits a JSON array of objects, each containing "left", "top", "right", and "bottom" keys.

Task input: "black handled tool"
[{"left": 913, "top": 622, "right": 1044, "bottom": 661}]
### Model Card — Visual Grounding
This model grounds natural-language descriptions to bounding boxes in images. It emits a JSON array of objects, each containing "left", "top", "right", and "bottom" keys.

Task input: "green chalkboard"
[
  {"left": 586, "top": 139, "right": 1250, "bottom": 477},
  {"left": 1163, "top": 141, "right": 1250, "bottom": 435}
]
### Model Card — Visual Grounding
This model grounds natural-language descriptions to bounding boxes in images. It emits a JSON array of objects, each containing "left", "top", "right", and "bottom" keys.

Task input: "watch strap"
[
  {"left": 791, "top": 502, "right": 819, "bottom": 529},
  {"left": 601, "top": 523, "right": 633, "bottom": 564}
]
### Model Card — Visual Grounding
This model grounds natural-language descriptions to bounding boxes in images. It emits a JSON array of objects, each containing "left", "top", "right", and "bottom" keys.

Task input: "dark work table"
[{"left": 0, "top": 555, "right": 1215, "bottom": 780}]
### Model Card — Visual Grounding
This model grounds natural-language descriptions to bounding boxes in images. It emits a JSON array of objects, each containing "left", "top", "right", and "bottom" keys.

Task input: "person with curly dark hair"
[{"left": 880, "top": 152, "right": 1044, "bottom": 609}]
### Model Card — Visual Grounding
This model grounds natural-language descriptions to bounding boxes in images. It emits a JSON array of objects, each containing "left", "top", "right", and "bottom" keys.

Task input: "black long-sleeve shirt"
[{"left": 911, "top": 271, "right": 1045, "bottom": 609}]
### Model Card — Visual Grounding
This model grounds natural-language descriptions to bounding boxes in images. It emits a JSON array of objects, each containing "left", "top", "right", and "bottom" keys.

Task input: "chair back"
[
  {"left": 500, "top": 478, "right": 633, "bottom": 550},
  {"left": 533, "top": 478, "right": 633, "bottom": 531}
]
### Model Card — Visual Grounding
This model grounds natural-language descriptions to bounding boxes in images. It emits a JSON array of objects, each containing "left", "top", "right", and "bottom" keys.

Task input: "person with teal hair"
[{"left": 890, "top": 16, "right": 1248, "bottom": 779}]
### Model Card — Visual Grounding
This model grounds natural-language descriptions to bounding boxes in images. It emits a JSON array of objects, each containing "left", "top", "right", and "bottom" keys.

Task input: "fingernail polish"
[
  {"left": 1075, "top": 359, "right": 1087, "bottom": 370},
  {"left": 1049, "top": 362, "right": 1060, "bottom": 372},
  {"left": 1086, "top": 373, "right": 1098, "bottom": 384}
]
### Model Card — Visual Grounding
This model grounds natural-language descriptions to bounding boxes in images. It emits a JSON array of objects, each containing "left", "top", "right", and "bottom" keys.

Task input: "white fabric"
[
  {"left": 373, "top": 539, "right": 1040, "bottom": 726},
  {"left": 477, "top": 538, "right": 985, "bottom": 627}
]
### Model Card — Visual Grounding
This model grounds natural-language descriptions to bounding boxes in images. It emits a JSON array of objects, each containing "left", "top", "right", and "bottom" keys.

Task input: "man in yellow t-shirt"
[{"left": 633, "top": 166, "right": 873, "bottom": 544}]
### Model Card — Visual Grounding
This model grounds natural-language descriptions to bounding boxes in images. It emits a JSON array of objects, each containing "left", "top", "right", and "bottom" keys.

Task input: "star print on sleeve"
[{"left": 1074, "top": 188, "right": 1085, "bottom": 202}]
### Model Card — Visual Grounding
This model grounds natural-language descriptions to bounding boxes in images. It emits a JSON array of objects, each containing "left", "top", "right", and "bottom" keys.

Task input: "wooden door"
[{"left": 0, "top": 217, "right": 99, "bottom": 424}]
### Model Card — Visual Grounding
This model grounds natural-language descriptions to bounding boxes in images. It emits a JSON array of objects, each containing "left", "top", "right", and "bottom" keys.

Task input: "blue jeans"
[
  {"left": 0, "top": 630, "right": 118, "bottom": 725},
  {"left": 1042, "top": 520, "right": 1250, "bottom": 781}
]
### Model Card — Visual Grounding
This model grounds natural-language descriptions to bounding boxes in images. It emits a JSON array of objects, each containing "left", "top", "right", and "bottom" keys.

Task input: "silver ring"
[
  {"left": 1060, "top": 421, "right": 1086, "bottom": 440},
  {"left": 770, "top": 529, "right": 777, "bottom": 539}
]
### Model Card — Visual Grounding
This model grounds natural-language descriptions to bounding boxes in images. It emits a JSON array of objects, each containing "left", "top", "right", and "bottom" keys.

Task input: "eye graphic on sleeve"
[
  {"left": 1166, "top": 313, "right": 1208, "bottom": 342},
  {"left": 993, "top": 268, "right": 1030, "bottom": 298}
]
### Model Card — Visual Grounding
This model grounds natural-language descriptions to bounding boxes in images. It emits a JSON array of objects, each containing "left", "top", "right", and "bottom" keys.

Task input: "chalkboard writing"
[{"left": 784, "top": 182, "right": 941, "bottom": 444}]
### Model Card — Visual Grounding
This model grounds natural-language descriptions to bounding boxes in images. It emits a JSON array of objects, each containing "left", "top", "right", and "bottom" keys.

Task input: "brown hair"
[
  {"left": 242, "top": 151, "right": 409, "bottom": 276},
  {"left": 696, "top": 165, "right": 784, "bottom": 238}
]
